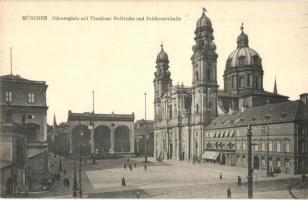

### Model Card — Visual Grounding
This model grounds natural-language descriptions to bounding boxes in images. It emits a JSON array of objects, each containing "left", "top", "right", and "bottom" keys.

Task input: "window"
[
  {"left": 232, "top": 76, "right": 236, "bottom": 89},
  {"left": 242, "top": 156, "right": 246, "bottom": 164},
  {"left": 237, "top": 155, "right": 240, "bottom": 164},
  {"left": 254, "top": 144, "right": 259, "bottom": 152},
  {"left": 28, "top": 93, "right": 35, "bottom": 103},
  {"left": 247, "top": 74, "right": 252, "bottom": 87},
  {"left": 207, "top": 69, "right": 211, "bottom": 80},
  {"left": 243, "top": 142, "right": 246, "bottom": 151},
  {"left": 277, "top": 142, "right": 281, "bottom": 152},
  {"left": 285, "top": 159, "right": 290, "bottom": 167},
  {"left": 277, "top": 159, "right": 281, "bottom": 167},
  {"left": 261, "top": 143, "right": 266, "bottom": 152},
  {"left": 239, "top": 57, "right": 245, "bottom": 66},
  {"left": 5, "top": 91, "right": 12, "bottom": 103},
  {"left": 261, "top": 157, "right": 265, "bottom": 166},
  {"left": 196, "top": 104, "right": 199, "bottom": 114},
  {"left": 269, "top": 158, "right": 273, "bottom": 167},
  {"left": 269, "top": 142, "right": 273, "bottom": 152},
  {"left": 195, "top": 71, "right": 199, "bottom": 81},
  {"left": 237, "top": 142, "right": 240, "bottom": 150},
  {"left": 285, "top": 142, "right": 290, "bottom": 153}
]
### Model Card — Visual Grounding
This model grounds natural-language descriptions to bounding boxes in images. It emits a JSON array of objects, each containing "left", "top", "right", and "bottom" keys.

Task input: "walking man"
[
  {"left": 227, "top": 187, "right": 231, "bottom": 199},
  {"left": 237, "top": 176, "right": 241, "bottom": 185},
  {"left": 144, "top": 165, "right": 147, "bottom": 171},
  {"left": 122, "top": 177, "right": 126, "bottom": 186},
  {"left": 220, "top": 172, "right": 223, "bottom": 179}
]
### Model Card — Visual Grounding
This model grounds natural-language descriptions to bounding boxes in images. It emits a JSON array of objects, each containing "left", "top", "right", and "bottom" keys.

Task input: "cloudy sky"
[{"left": 1, "top": 0, "right": 308, "bottom": 124}]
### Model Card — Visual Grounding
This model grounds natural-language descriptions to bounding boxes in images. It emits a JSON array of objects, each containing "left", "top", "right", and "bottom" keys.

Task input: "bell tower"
[
  {"left": 153, "top": 44, "right": 172, "bottom": 121},
  {"left": 191, "top": 9, "right": 218, "bottom": 123}
]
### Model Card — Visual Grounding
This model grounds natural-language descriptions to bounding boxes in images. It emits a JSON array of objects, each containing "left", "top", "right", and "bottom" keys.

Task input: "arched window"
[
  {"left": 232, "top": 76, "right": 237, "bottom": 89},
  {"left": 254, "top": 76, "right": 258, "bottom": 88},
  {"left": 195, "top": 71, "right": 199, "bottom": 81},
  {"left": 207, "top": 69, "right": 211, "bottom": 80},
  {"left": 247, "top": 74, "right": 251, "bottom": 87}
]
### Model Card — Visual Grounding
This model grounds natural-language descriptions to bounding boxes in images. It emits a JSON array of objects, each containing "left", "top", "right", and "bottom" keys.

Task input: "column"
[
  {"left": 172, "top": 129, "right": 176, "bottom": 159},
  {"left": 90, "top": 125, "right": 95, "bottom": 154},
  {"left": 111, "top": 124, "right": 115, "bottom": 153},
  {"left": 177, "top": 128, "right": 181, "bottom": 160},
  {"left": 69, "top": 129, "right": 73, "bottom": 154}
]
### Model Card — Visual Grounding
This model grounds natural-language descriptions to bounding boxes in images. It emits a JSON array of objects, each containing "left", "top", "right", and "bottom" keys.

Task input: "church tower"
[
  {"left": 191, "top": 9, "right": 218, "bottom": 123},
  {"left": 153, "top": 44, "right": 172, "bottom": 121}
]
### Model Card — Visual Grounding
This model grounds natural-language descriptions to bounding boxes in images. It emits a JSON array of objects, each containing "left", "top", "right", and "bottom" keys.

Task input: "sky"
[{"left": 1, "top": 0, "right": 308, "bottom": 125}]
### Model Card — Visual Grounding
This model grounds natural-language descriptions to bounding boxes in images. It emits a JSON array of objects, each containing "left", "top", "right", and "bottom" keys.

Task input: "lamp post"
[
  {"left": 58, "top": 133, "right": 62, "bottom": 171},
  {"left": 79, "top": 132, "right": 83, "bottom": 198},
  {"left": 72, "top": 155, "right": 78, "bottom": 198},
  {"left": 144, "top": 92, "right": 148, "bottom": 163},
  {"left": 247, "top": 124, "right": 253, "bottom": 199}
]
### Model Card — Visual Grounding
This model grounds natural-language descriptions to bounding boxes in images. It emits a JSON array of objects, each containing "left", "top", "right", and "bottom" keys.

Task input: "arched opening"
[
  {"left": 25, "top": 123, "right": 40, "bottom": 143},
  {"left": 114, "top": 126, "right": 130, "bottom": 152},
  {"left": 94, "top": 126, "right": 111, "bottom": 154},
  {"left": 72, "top": 125, "right": 91, "bottom": 155},
  {"left": 253, "top": 156, "right": 260, "bottom": 169}
]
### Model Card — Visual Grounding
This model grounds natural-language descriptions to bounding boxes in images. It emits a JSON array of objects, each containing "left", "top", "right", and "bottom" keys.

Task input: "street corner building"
[
  {"left": 153, "top": 9, "right": 308, "bottom": 175},
  {"left": 67, "top": 111, "right": 135, "bottom": 158},
  {"left": 0, "top": 74, "right": 49, "bottom": 196}
]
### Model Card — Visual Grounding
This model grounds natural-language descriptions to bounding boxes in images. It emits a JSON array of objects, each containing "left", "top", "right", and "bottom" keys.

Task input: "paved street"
[{"left": 27, "top": 154, "right": 308, "bottom": 198}]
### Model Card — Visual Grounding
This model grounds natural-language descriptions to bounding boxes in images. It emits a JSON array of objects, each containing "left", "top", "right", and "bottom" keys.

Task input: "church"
[{"left": 153, "top": 9, "right": 308, "bottom": 175}]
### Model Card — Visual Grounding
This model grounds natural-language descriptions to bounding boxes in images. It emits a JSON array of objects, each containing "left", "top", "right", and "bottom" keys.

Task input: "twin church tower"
[{"left": 153, "top": 9, "right": 288, "bottom": 160}]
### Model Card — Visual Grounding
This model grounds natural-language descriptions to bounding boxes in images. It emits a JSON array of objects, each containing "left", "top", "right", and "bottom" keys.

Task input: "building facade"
[
  {"left": 0, "top": 74, "right": 49, "bottom": 189},
  {"left": 67, "top": 111, "right": 135, "bottom": 158},
  {"left": 134, "top": 119, "right": 154, "bottom": 156},
  {"left": 0, "top": 122, "right": 28, "bottom": 197},
  {"left": 153, "top": 10, "right": 308, "bottom": 175}
]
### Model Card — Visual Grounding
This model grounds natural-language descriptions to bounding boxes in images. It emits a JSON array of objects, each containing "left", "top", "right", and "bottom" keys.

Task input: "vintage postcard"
[{"left": 0, "top": 0, "right": 307, "bottom": 198}]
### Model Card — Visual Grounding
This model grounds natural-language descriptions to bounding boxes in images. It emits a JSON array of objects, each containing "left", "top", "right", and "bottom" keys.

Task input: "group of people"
[
  {"left": 63, "top": 177, "right": 70, "bottom": 187},
  {"left": 123, "top": 159, "right": 148, "bottom": 172}
]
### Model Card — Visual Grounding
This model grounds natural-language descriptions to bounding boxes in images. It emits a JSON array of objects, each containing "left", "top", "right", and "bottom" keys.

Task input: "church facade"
[{"left": 153, "top": 10, "right": 308, "bottom": 175}]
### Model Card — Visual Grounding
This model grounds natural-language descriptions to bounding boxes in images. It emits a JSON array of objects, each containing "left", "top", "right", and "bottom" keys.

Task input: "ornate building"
[{"left": 153, "top": 9, "right": 308, "bottom": 175}]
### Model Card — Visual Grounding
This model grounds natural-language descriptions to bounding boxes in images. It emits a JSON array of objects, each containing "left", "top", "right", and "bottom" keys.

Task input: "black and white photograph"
[{"left": 0, "top": 0, "right": 308, "bottom": 198}]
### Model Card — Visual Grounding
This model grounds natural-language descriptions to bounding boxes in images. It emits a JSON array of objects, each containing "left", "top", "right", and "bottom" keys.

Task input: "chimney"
[{"left": 300, "top": 93, "right": 308, "bottom": 104}]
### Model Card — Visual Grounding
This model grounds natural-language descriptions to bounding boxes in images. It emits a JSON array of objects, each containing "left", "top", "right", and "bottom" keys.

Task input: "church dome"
[
  {"left": 226, "top": 24, "right": 262, "bottom": 69},
  {"left": 196, "top": 9, "right": 212, "bottom": 28},
  {"left": 156, "top": 44, "right": 169, "bottom": 64}
]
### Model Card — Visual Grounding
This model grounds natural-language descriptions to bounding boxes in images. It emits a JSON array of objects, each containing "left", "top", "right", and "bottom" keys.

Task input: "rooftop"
[{"left": 206, "top": 100, "right": 308, "bottom": 129}]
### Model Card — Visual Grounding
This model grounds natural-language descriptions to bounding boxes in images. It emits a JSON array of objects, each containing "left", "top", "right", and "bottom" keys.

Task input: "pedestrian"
[
  {"left": 122, "top": 177, "right": 126, "bottom": 186},
  {"left": 302, "top": 174, "right": 306, "bottom": 182},
  {"left": 237, "top": 176, "right": 241, "bottom": 185},
  {"left": 134, "top": 163, "right": 137, "bottom": 168},
  {"left": 129, "top": 164, "right": 132, "bottom": 171},
  {"left": 144, "top": 165, "right": 147, "bottom": 171},
  {"left": 124, "top": 164, "right": 127, "bottom": 169},
  {"left": 67, "top": 178, "right": 70, "bottom": 187},
  {"left": 227, "top": 187, "right": 231, "bottom": 199},
  {"left": 136, "top": 191, "right": 140, "bottom": 198},
  {"left": 63, "top": 178, "right": 66, "bottom": 187},
  {"left": 220, "top": 172, "right": 222, "bottom": 179}
]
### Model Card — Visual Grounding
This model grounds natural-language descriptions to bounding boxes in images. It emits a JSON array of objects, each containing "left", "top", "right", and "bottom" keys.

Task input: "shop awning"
[{"left": 202, "top": 151, "right": 220, "bottom": 160}]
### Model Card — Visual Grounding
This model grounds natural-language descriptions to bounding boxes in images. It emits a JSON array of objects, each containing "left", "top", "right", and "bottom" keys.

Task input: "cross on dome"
[{"left": 241, "top": 23, "right": 244, "bottom": 32}]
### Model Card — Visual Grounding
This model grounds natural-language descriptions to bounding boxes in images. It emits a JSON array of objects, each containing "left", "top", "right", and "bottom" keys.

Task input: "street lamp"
[
  {"left": 247, "top": 124, "right": 253, "bottom": 199},
  {"left": 79, "top": 132, "right": 83, "bottom": 198}
]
